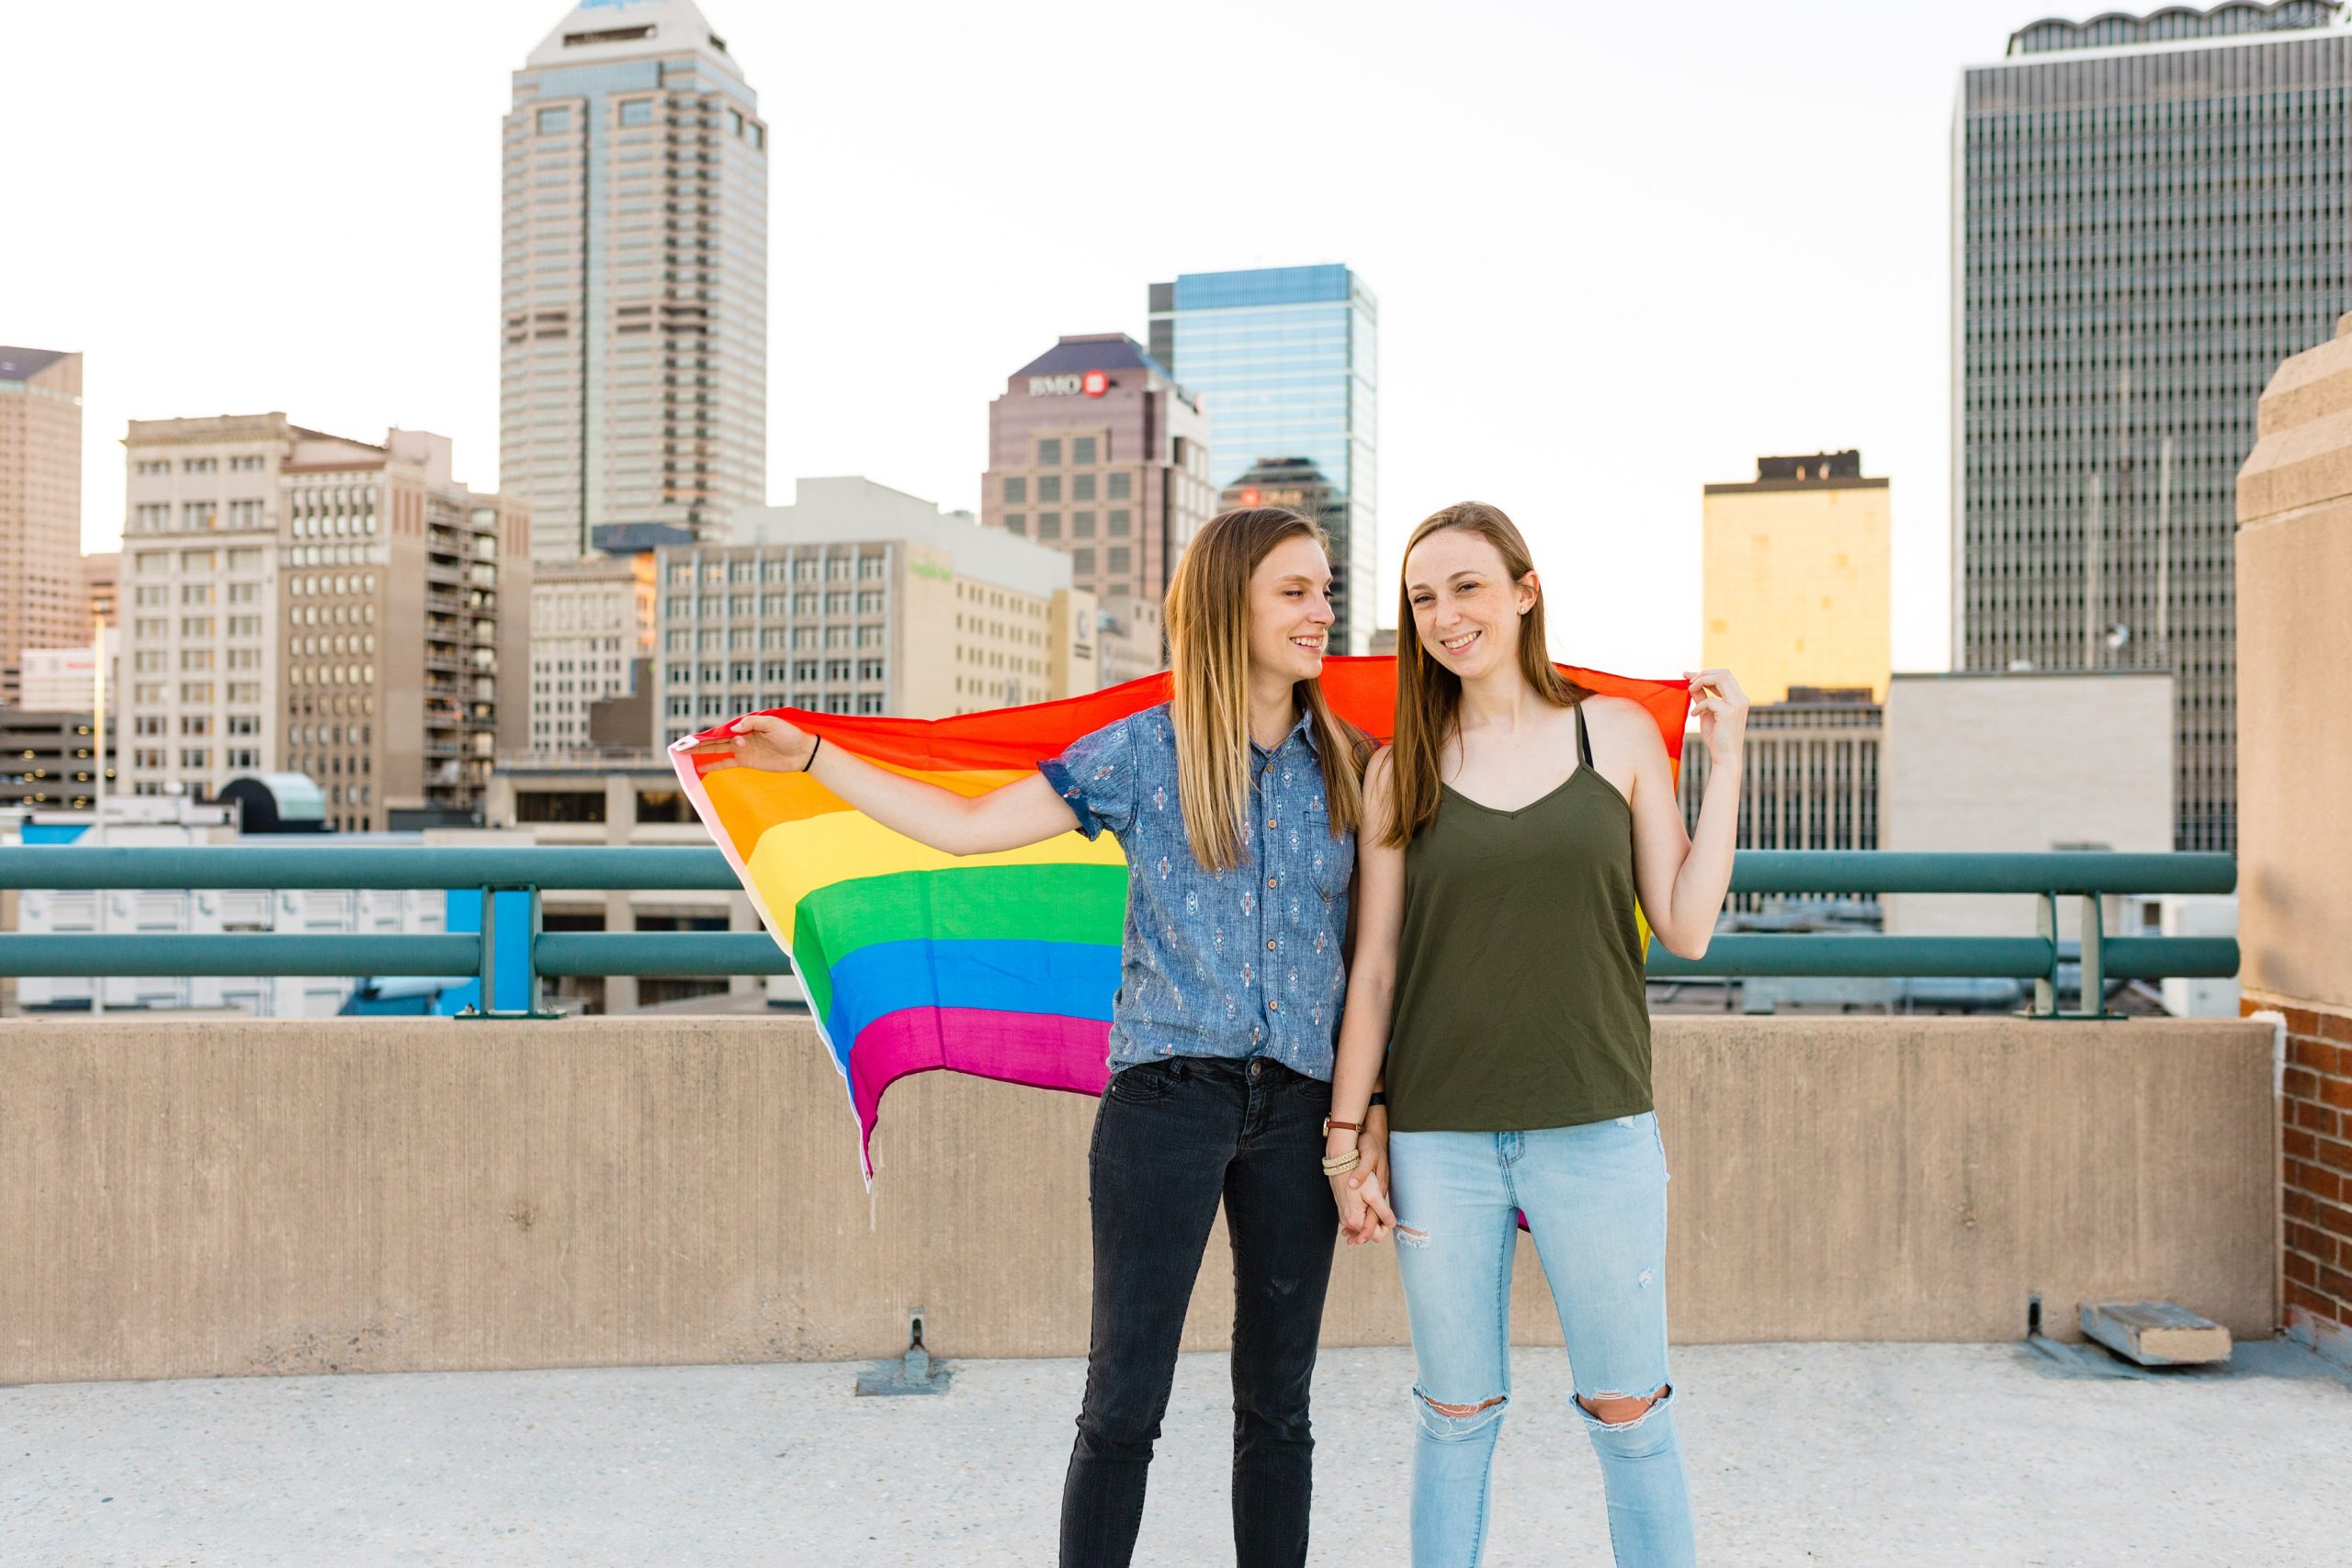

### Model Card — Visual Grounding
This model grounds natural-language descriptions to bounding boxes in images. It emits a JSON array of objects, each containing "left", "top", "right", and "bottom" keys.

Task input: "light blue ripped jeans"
[{"left": 1389, "top": 1113, "right": 1695, "bottom": 1568}]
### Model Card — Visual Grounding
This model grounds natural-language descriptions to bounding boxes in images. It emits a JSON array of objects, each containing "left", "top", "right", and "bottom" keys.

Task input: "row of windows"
[
  {"left": 666, "top": 694, "right": 884, "bottom": 721},
  {"left": 662, "top": 554, "right": 882, "bottom": 586},
  {"left": 663, "top": 625, "right": 880, "bottom": 652},
  {"left": 663, "top": 591, "right": 881, "bottom": 618},
  {"left": 1004, "top": 510, "right": 1131, "bottom": 542},
  {"left": 669, "top": 659, "right": 884, "bottom": 685},
  {"left": 129, "top": 714, "right": 261, "bottom": 738},
  {"left": 534, "top": 99, "right": 766, "bottom": 150},
  {"left": 1003, "top": 470, "right": 1132, "bottom": 503}
]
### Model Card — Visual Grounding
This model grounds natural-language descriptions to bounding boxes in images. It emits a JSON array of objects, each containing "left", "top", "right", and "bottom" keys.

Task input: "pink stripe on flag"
[{"left": 848, "top": 1008, "right": 1113, "bottom": 1172}]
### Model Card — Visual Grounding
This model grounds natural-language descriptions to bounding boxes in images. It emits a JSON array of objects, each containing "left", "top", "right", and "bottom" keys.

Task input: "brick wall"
[{"left": 2249, "top": 995, "right": 2352, "bottom": 1357}]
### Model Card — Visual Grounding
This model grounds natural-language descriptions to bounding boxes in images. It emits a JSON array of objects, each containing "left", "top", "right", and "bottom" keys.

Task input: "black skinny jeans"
[{"left": 1059, "top": 1055, "right": 1339, "bottom": 1568}]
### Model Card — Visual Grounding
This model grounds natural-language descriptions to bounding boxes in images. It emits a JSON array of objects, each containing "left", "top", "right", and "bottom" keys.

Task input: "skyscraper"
[
  {"left": 1955, "top": 2, "right": 2352, "bottom": 852},
  {"left": 1148, "top": 265, "right": 1378, "bottom": 652},
  {"left": 1703, "top": 450, "right": 1892, "bottom": 704},
  {"left": 503, "top": 1, "right": 769, "bottom": 561},
  {"left": 981, "top": 333, "right": 1214, "bottom": 686},
  {"left": 0, "top": 347, "right": 87, "bottom": 705}
]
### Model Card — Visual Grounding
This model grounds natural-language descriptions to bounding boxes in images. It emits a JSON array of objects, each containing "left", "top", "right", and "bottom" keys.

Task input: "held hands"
[
  {"left": 1682, "top": 668, "right": 1749, "bottom": 769},
  {"left": 681, "top": 713, "right": 817, "bottom": 773},
  {"left": 1331, "top": 1111, "right": 1396, "bottom": 1246}
]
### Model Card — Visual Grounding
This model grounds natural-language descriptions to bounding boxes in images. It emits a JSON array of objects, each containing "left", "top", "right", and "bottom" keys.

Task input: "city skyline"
[{"left": 6, "top": 0, "right": 2300, "bottom": 681}]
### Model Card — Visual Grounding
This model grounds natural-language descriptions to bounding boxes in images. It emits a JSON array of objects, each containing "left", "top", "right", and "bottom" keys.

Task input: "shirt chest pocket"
[{"left": 1292, "top": 799, "right": 1351, "bottom": 904}]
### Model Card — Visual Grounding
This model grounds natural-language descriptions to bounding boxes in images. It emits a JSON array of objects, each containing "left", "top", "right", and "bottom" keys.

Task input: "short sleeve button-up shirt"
[{"left": 1037, "top": 702, "right": 1353, "bottom": 1080}]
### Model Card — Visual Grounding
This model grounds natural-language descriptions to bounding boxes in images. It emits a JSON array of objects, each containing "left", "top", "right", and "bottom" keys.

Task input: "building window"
[
  {"left": 858, "top": 659, "right": 885, "bottom": 681},
  {"left": 1108, "top": 546, "right": 1131, "bottom": 576},
  {"left": 825, "top": 660, "right": 852, "bottom": 682},
  {"left": 1108, "top": 508, "right": 1130, "bottom": 536},
  {"left": 1072, "top": 512, "right": 1095, "bottom": 539},
  {"left": 1038, "top": 512, "right": 1061, "bottom": 541},
  {"left": 537, "top": 107, "right": 571, "bottom": 134},
  {"left": 1108, "top": 472, "right": 1131, "bottom": 500},
  {"left": 793, "top": 660, "right": 819, "bottom": 682},
  {"left": 182, "top": 501, "right": 217, "bottom": 530},
  {"left": 1006, "top": 513, "right": 1026, "bottom": 536},
  {"left": 855, "top": 591, "right": 882, "bottom": 614},
  {"left": 857, "top": 555, "right": 885, "bottom": 580},
  {"left": 1003, "top": 476, "right": 1026, "bottom": 504},
  {"left": 182, "top": 457, "right": 217, "bottom": 474},
  {"left": 827, "top": 558, "right": 851, "bottom": 581},
  {"left": 856, "top": 625, "right": 883, "bottom": 648},
  {"left": 1072, "top": 473, "right": 1096, "bottom": 502},
  {"left": 134, "top": 459, "right": 170, "bottom": 477},
  {"left": 1072, "top": 437, "right": 1097, "bottom": 466},
  {"left": 1073, "top": 548, "right": 1095, "bottom": 576},
  {"left": 231, "top": 455, "right": 265, "bottom": 472},
  {"left": 619, "top": 98, "right": 654, "bottom": 126},
  {"left": 134, "top": 503, "right": 170, "bottom": 532},
  {"left": 824, "top": 592, "right": 849, "bottom": 615},
  {"left": 1036, "top": 438, "right": 1061, "bottom": 467},
  {"left": 1037, "top": 475, "right": 1062, "bottom": 503}
]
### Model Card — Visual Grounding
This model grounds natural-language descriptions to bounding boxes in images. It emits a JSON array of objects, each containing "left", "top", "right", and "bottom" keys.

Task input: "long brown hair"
[
  {"left": 1165, "top": 506, "right": 1369, "bottom": 871},
  {"left": 1385, "top": 501, "right": 1592, "bottom": 847}
]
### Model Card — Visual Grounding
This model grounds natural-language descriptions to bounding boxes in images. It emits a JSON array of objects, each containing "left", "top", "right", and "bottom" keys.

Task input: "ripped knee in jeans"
[
  {"left": 1575, "top": 1382, "right": 1673, "bottom": 1431},
  {"left": 1414, "top": 1384, "right": 1508, "bottom": 1439}
]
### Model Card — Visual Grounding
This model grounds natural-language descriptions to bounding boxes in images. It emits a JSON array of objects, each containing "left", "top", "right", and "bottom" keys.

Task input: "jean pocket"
[{"left": 1105, "top": 1059, "right": 1181, "bottom": 1105}]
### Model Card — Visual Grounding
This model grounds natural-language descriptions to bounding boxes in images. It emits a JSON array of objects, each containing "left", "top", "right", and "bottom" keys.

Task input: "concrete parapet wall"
[{"left": 0, "top": 1015, "right": 2276, "bottom": 1385}]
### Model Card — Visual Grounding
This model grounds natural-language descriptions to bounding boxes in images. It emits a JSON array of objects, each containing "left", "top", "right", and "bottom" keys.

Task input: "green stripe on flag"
[{"left": 791, "top": 861, "right": 1128, "bottom": 1024}]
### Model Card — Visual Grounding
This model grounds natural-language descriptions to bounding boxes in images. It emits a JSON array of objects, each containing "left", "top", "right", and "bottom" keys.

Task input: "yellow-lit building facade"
[{"left": 1702, "top": 450, "right": 1891, "bottom": 703}]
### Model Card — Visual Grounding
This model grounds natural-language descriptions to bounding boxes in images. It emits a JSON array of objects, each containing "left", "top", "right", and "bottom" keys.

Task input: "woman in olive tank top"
[{"left": 1321, "top": 502, "right": 1747, "bottom": 1568}]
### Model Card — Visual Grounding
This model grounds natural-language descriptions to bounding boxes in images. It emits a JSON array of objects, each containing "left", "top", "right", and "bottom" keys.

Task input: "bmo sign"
[{"left": 1029, "top": 369, "right": 1111, "bottom": 398}]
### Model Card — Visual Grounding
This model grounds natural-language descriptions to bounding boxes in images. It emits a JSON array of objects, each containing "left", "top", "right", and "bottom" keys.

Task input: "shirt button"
[
  {"left": 1267, "top": 876, "right": 1278, "bottom": 888},
  {"left": 1269, "top": 999, "right": 1281, "bottom": 1011},
  {"left": 1250, "top": 1060, "right": 1261, "bottom": 1078},
  {"left": 1266, "top": 818, "right": 1277, "bottom": 829},
  {"left": 1265, "top": 940, "right": 1276, "bottom": 951}
]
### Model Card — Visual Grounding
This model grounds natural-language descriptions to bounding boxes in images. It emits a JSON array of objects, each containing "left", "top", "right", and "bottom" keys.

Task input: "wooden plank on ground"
[{"left": 2079, "top": 1300, "right": 2232, "bottom": 1366}]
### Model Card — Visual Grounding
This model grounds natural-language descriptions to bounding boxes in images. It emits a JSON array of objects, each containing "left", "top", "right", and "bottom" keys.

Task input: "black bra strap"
[{"left": 1575, "top": 702, "right": 1593, "bottom": 768}]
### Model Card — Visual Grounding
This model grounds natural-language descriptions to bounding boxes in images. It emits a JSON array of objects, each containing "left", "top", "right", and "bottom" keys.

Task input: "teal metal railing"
[{"left": 0, "top": 846, "right": 2236, "bottom": 1021}]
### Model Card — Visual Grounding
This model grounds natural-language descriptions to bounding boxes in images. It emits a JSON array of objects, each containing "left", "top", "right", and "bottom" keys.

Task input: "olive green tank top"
[{"left": 1385, "top": 704, "right": 1653, "bottom": 1133}]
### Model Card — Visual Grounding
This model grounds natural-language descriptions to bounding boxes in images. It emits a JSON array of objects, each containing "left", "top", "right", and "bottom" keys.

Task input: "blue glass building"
[{"left": 1148, "top": 265, "right": 1379, "bottom": 652}]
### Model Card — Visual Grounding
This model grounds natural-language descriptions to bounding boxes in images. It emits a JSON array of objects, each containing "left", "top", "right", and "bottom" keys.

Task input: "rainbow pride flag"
[{"left": 671, "top": 656, "right": 1689, "bottom": 1179}]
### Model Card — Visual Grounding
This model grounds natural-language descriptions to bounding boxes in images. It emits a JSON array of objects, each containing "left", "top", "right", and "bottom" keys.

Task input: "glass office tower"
[
  {"left": 1148, "top": 265, "right": 1379, "bottom": 652},
  {"left": 1955, "top": 3, "right": 2352, "bottom": 852}
]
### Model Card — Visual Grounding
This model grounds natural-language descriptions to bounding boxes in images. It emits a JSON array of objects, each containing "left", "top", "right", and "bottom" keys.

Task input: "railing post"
[
  {"left": 2031, "top": 892, "right": 2061, "bottom": 1019},
  {"left": 524, "top": 886, "right": 544, "bottom": 1016},
  {"left": 476, "top": 884, "right": 497, "bottom": 1015},
  {"left": 2075, "top": 891, "right": 2118, "bottom": 1021}
]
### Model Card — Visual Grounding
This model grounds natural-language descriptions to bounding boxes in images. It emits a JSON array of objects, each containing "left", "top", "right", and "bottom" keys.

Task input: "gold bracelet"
[{"left": 1320, "top": 1148, "right": 1362, "bottom": 1177}]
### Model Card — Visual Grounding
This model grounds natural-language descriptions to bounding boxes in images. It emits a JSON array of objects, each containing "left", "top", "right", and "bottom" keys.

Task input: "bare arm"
[
  {"left": 1617, "top": 675, "right": 1747, "bottom": 959},
  {"left": 684, "top": 713, "right": 1080, "bottom": 856},
  {"left": 1329, "top": 748, "right": 1404, "bottom": 1240}
]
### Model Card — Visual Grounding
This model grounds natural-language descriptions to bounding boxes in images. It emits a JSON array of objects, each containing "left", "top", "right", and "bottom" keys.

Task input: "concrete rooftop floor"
[{"left": 4, "top": 1339, "right": 2346, "bottom": 1566}]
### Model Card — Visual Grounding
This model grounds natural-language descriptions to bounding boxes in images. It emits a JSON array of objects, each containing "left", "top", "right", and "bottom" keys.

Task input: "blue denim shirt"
[{"left": 1038, "top": 701, "right": 1353, "bottom": 1080}]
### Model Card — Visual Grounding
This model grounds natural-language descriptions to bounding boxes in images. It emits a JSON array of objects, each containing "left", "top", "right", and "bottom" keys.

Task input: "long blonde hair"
[
  {"left": 1385, "top": 501, "right": 1592, "bottom": 847},
  {"left": 1165, "top": 507, "right": 1369, "bottom": 871}
]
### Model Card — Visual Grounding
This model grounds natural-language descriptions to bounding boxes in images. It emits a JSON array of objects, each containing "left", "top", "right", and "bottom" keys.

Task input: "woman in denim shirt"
[{"left": 718, "top": 507, "right": 1371, "bottom": 1568}]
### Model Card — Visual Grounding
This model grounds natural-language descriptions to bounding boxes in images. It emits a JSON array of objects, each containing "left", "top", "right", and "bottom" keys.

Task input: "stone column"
[{"left": 2236, "top": 311, "right": 2352, "bottom": 1370}]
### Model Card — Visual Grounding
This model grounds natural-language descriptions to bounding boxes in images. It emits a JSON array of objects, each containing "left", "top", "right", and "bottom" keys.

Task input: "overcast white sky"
[{"left": 3, "top": 0, "right": 2058, "bottom": 677}]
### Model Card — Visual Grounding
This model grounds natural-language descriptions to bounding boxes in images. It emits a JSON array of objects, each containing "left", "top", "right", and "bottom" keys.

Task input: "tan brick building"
[
  {"left": 0, "top": 347, "right": 88, "bottom": 704},
  {"left": 657, "top": 477, "right": 1093, "bottom": 744},
  {"left": 121, "top": 416, "right": 528, "bottom": 830}
]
